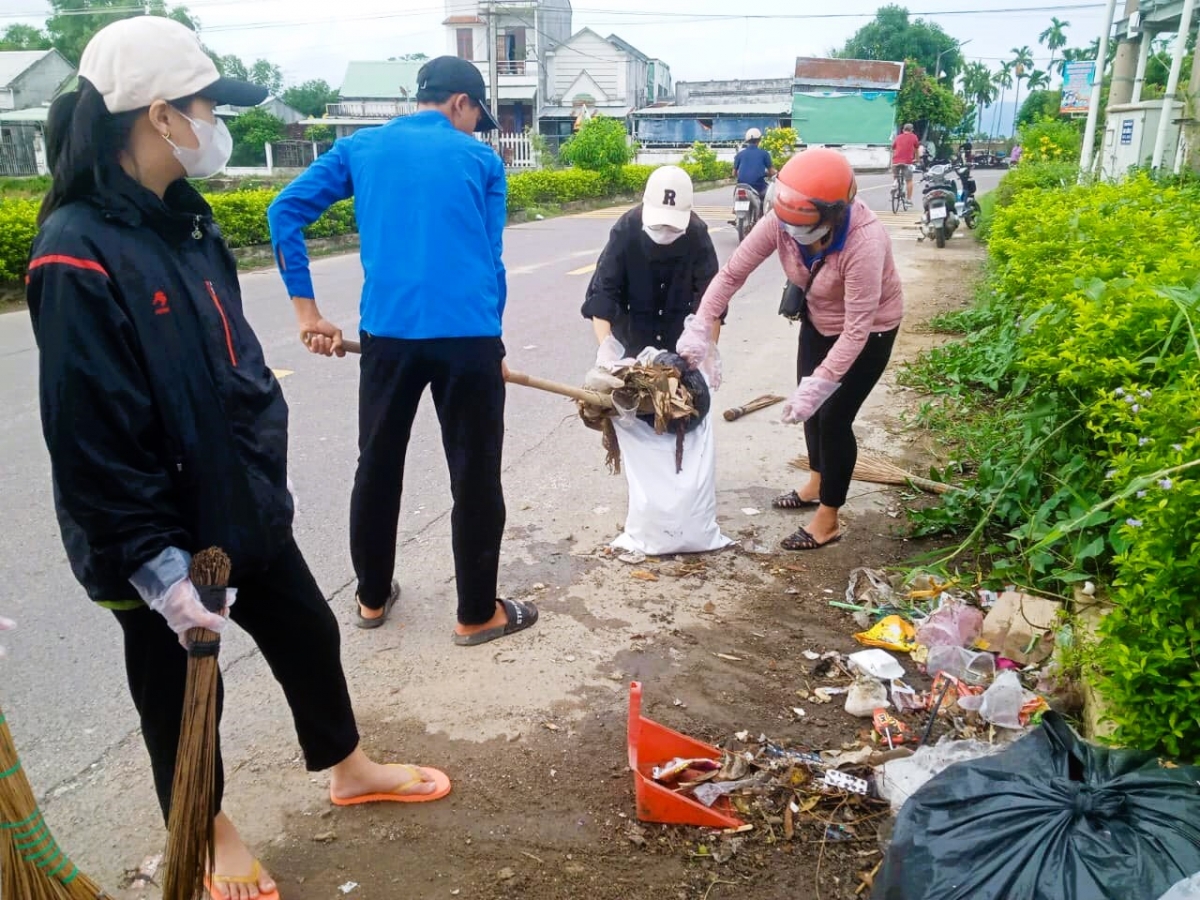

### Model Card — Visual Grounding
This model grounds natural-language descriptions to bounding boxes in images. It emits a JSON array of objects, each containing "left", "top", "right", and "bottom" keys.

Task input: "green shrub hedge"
[
  {"left": 0, "top": 162, "right": 732, "bottom": 282},
  {"left": 903, "top": 170, "right": 1200, "bottom": 759}
]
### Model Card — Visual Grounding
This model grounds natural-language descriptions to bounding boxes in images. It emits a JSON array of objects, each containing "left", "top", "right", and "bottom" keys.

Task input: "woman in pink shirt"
[{"left": 679, "top": 149, "right": 904, "bottom": 551}]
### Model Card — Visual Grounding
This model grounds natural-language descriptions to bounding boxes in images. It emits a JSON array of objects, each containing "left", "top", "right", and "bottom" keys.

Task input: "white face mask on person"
[
  {"left": 165, "top": 115, "right": 234, "bottom": 179},
  {"left": 643, "top": 224, "right": 686, "bottom": 246},
  {"left": 782, "top": 221, "right": 831, "bottom": 246}
]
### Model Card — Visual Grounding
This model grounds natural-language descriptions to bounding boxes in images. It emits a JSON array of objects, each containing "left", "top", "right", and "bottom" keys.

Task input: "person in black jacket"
[
  {"left": 582, "top": 165, "right": 721, "bottom": 358},
  {"left": 27, "top": 18, "right": 449, "bottom": 900}
]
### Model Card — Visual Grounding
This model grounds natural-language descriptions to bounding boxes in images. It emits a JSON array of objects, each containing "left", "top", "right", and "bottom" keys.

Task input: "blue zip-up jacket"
[{"left": 267, "top": 111, "right": 508, "bottom": 340}]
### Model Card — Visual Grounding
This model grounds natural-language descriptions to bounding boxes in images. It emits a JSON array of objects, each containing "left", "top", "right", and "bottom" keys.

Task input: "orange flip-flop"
[
  {"left": 330, "top": 764, "right": 452, "bottom": 807},
  {"left": 205, "top": 860, "right": 280, "bottom": 900}
]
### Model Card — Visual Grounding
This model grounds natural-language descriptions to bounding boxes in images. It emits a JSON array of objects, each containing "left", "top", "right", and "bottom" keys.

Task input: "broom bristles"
[
  {"left": 162, "top": 547, "right": 230, "bottom": 900},
  {"left": 790, "top": 453, "right": 955, "bottom": 495},
  {"left": 0, "top": 705, "right": 111, "bottom": 899}
]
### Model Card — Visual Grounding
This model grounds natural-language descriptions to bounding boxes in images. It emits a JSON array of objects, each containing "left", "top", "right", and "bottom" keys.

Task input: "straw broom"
[
  {"left": 790, "top": 453, "right": 957, "bottom": 495},
  {"left": 161, "top": 548, "right": 231, "bottom": 900},
  {"left": 0, "top": 705, "right": 111, "bottom": 899}
]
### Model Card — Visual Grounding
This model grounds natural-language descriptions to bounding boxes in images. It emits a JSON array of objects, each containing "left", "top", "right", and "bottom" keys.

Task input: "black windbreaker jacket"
[{"left": 27, "top": 174, "right": 292, "bottom": 603}]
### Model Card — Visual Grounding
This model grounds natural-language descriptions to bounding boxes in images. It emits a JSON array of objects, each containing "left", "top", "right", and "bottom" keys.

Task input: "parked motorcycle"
[
  {"left": 917, "top": 164, "right": 960, "bottom": 248},
  {"left": 955, "top": 160, "right": 981, "bottom": 230},
  {"left": 732, "top": 182, "right": 765, "bottom": 242}
]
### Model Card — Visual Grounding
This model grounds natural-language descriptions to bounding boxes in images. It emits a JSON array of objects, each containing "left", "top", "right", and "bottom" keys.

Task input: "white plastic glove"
[
  {"left": 676, "top": 314, "right": 722, "bottom": 390},
  {"left": 781, "top": 376, "right": 841, "bottom": 424},
  {"left": 0, "top": 616, "right": 13, "bottom": 658},
  {"left": 148, "top": 578, "right": 235, "bottom": 644},
  {"left": 596, "top": 335, "right": 626, "bottom": 368}
]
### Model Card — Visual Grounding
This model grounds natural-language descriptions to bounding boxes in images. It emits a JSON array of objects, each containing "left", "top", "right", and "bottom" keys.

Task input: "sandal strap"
[
  {"left": 211, "top": 859, "right": 262, "bottom": 886},
  {"left": 388, "top": 764, "right": 427, "bottom": 794}
]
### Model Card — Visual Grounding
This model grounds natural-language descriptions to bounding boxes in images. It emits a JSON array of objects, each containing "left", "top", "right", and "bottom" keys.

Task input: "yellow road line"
[
  {"left": 272, "top": 369, "right": 294, "bottom": 380},
  {"left": 567, "top": 263, "right": 597, "bottom": 276}
]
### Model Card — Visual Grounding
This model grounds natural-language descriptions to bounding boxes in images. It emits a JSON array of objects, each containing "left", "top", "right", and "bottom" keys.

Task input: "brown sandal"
[
  {"left": 773, "top": 490, "right": 820, "bottom": 510},
  {"left": 781, "top": 527, "right": 842, "bottom": 551}
]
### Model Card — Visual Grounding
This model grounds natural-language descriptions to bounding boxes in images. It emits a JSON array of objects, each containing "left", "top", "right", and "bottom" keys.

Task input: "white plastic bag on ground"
[
  {"left": 609, "top": 410, "right": 732, "bottom": 556},
  {"left": 875, "top": 738, "right": 1002, "bottom": 813},
  {"left": 1159, "top": 873, "right": 1200, "bottom": 900}
]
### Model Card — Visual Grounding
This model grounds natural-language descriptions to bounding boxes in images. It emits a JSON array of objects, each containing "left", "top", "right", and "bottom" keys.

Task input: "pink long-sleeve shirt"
[{"left": 697, "top": 197, "right": 904, "bottom": 383}]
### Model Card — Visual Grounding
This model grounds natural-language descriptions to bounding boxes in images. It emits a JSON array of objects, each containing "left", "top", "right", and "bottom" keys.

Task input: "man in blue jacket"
[{"left": 268, "top": 56, "right": 538, "bottom": 646}]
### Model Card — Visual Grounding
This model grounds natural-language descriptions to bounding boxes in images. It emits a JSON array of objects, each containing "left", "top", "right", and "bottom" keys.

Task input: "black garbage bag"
[
  {"left": 875, "top": 712, "right": 1200, "bottom": 900},
  {"left": 638, "top": 351, "right": 710, "bottom": 434}
]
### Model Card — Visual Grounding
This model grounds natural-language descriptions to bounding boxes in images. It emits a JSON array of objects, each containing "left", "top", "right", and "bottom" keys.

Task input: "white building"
[
  {"left": 539, "top": 29, "right": 665, "bottom": 150},
  {"left": 443, "top": 0, "right": 573, "bottom": 133}
]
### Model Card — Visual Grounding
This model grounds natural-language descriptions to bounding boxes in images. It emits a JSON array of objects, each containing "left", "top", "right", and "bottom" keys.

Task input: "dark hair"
[
  {"left": 39, "top": 79, "right": 141, "bottom": 225},
  {"left": 416, "top": 89, "right": 473, "bottom": 107}
]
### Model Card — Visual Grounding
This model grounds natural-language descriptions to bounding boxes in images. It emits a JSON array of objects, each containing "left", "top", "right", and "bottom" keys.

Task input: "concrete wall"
[
  {"left": 634, "top": 144, "right": 891, "bottom": 171},
  {"left": 548, "top": 30, "right": 622, "bottom": 103},
  {"left": 675, "top": 78, "right": 793, "bottom": 106},
  {"left": 12, "top": 52, "right": 73, "bottom": 111}
]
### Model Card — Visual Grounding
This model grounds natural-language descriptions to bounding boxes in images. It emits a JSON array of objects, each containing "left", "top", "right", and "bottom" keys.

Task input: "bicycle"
[{"left": 890, "top": 165, "right": 912, "bottom": 214}]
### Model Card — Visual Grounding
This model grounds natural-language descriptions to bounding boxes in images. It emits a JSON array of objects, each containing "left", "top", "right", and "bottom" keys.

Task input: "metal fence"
[
  {"left": 0, "top": 130, "right": 38, "bottom": 177},
  {"left": 269, "top": 140, "right": 332, "bottom": 169}
]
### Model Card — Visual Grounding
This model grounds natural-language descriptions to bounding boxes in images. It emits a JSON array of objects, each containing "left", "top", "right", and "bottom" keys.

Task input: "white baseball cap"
[
  {"left": 642, "top": 165, "right": 693, "bottom": 231},
  {"left": 746, "top": 128, "right": 762, "bottom": 141},
  {"left": 79, "top": 16, "right": 268, "bottom": 114}
]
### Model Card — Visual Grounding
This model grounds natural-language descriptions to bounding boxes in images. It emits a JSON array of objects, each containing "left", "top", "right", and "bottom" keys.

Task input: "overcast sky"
[{"left": 0, "top": 0, "right": 1110, "bottom": 88}]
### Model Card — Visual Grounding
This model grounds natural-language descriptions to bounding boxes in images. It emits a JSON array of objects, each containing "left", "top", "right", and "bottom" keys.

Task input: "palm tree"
[
  {"left": 992, "top": 63, "right": 1013, "bottom": 142},
  {"left": 1009, "top": 46, "right": 1035, "bottom": 136},
  {"left": 963, "top": 62, "right": 996, "bottom": 137},
  {"left": 1027, "top": 69, "right": 1050, "bottom": 92},
  {"left": 1039, "top": 17, "right": 1070, "bottom": 83}
]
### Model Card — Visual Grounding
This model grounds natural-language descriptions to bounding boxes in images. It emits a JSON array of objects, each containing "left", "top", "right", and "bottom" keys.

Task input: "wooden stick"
[
  {"left": 304, "top": 336, "right": 615, "bottom": 409},
  {"left": 723, "top": 394, "right": 784, "bottom": 422}
]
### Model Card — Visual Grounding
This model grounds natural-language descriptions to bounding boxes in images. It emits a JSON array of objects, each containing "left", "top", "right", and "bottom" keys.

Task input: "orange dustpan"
[{"left": 627, "top": 682, "right": 745, "bottom": 829}]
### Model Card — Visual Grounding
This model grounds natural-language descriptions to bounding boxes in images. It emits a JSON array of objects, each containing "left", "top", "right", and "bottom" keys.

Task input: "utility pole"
[
  {"left": 1109, "top": 0, "right": 1143, "bottom": 105},
  {"left": 486, "top": 0, "right": 500, "bottom": 127},
  {"left": 1078, "top": 0, "right": 1119, "bottom": 176},
  {"left": 1150, "top": 0, "right": 1196, "bottom": 171}
]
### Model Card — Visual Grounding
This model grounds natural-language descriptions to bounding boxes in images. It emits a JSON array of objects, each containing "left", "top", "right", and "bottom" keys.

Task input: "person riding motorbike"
[
  {"left": 733, "top": 128, "right": 775, "bottom": 204},
  {"left": 677, "top": 149, "right": 904, "bottom": 552}
]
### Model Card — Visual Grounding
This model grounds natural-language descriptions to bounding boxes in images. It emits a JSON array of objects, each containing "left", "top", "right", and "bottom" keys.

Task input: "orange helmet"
[{"left": 772, "top": 148, "right": 857, "bottom": 228}]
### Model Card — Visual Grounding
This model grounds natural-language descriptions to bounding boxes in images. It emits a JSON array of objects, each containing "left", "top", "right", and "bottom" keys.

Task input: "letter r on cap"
[{"left": 662, "top": 189, "right": 677, "bottom": 206}]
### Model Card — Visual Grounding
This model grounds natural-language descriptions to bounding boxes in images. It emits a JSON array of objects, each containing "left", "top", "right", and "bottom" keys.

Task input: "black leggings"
[
  {"left": 113, "top": 538, "right": 360, "bottom": 822},
  {"left": 797, "top": 322, "right": 898, "bottom": 508}
]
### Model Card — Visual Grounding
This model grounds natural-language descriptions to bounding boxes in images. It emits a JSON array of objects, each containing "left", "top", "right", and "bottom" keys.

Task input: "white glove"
[
  {"left": 596, "top": 335, "right": 626, "bottom": 368},
  {"left": 676, "top": 314, "right": 722, "bottom": 390},
  {"left": 0, "top": 616, "right": 13, "bottom": 659},
  {"left": 148, "top": 578, "right": 235, "bottom": 643},
  {"left": 782, "top": 376, "right": 841, "bottom": 424}
]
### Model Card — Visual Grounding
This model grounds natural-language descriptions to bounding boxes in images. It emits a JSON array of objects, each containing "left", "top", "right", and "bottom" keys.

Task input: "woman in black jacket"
[{"left": 28, "top": 17, "right": 448, "bottom": 900}]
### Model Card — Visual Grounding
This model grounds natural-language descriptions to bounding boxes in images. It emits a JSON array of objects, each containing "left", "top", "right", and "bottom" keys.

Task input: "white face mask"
[
  {"left": 783, "top": 221, "right": 831, "bottom": 246},
  {"left": 643, "top": 224, "right": 685, "bottom": 246},
  {"left": 166, "top": 115, "right": 234, "bottom": 180}
]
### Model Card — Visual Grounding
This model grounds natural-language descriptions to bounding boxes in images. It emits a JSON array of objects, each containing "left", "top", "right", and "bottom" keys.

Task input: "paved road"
[{"left": 0, "top": 164, "right": 1001, "bottom": 861}]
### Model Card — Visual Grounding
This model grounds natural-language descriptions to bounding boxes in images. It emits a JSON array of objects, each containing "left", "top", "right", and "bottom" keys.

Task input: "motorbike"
[
  {"left": 917, "top": 163, "right": 960, "bottom": 248},
  {"left": 955, "top": 159, "right": 981, "bottom": 230},
  {"left": 732, "top": 182, "right": 766, "bottom": 243}
]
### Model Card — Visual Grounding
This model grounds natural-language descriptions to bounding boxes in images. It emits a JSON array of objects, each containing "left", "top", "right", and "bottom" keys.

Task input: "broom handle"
[
  {"left": 724, "top": 394, "right": 784, "bottom": 422},
  {"left": 304, "top": 334, "right": 615, "bottom": 408}
]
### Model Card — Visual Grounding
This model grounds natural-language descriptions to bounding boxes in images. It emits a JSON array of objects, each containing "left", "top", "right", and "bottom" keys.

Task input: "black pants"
[
  {"left": 350, "top": 334, "right": 507, "bottom": 626},
  {"left": 113, "top": 538, "right": 360, "bottom": 823},
  {"left": 797, "top": 322, "right": 898, "bottom": 508}
]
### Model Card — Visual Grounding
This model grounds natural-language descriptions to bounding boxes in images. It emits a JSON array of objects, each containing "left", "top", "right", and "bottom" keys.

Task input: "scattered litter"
[
  {"left": 741, "top": 541, "right": 772, "bottom": 554},
  {"left": 497, "top": 867, "right": 516, "bottom": 882},
  {"left": 854, "top": 615, "right": 917, "bottom": 652},
  {"left": 979, "top": 591, "right": 1062, "bottom": 665},
  {"left": 889, "top": 679, "right": 923, "bottom": 712},
  {"left": 820, "top": 746, "right": 874, "bottom": 767},
  {"left": 802, "top": 650, "right": 822, "bottom": 661},
  {"left": 874, "top": 738, "right": 1000, "bottom": 813},
  {"left": 915, "top": 598, "right": 984, "bottom": 650},
  {"left": 845, "top": 677, "right": 889, "bottom": 717},
  {"left": 791, "top": 707, "right": 806, "bottom": 718},
  {"left": 822, "top": 769, "right": 869, "bottom": 795},
  {"left": 673, "top": 698, "right": 687, "bottom": 708},
  {"left": 542, "top": 722, "right": 560, "bottom": 732},
  {"left": 715, "top": 653, "right": 743, "bottom": 662},
  {"left": 957, "top": 670, "right": 1048, "bottom": 729},
  {"left": 872, "top": 708, "right": 912, "bottom": 749},
  {"left": 925, "top": 645, "right": 995, "bottom": 685},
  {"left": 651, "top": 757, "right": 721, "bottom": 785},
  {"left": 813, "top": 686, "right": 848, "bottom": 704},
  {"left": 631, "top": 569, "right": 659, "bottom": 582},
  {"left": 693, "top": 777, "right": 759, "bottom": 807},
  {"left": 848, "top": 648, "right": 906, "bottom": 681},
  {"left": 339, "top": 883, "right": 359, "bottom": 895},
  {"left": 617, "top": 550, "right": 646, "bottom": 565},
  {"left": 741, "top": 507, "right": 761, "bottom": 516}
]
